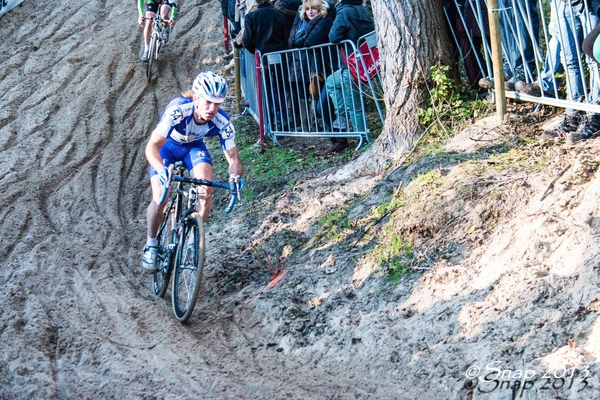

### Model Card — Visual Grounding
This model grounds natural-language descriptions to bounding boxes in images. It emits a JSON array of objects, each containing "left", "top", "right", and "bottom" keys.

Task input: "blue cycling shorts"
[{"left": 148, "top": 138, "right": 212, "bottom": 178}]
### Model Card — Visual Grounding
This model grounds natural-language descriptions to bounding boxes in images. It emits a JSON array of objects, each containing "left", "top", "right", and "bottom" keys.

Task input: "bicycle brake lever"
[{"left": 237, "top": 178, "right": 245, "bottom": 200}]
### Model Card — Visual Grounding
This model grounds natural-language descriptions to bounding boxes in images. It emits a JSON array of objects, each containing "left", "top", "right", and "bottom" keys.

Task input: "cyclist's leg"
[
  {"left": 146, "top": 173, "right": 168, "bottom": 238},
  {"left": 186, "top": 144, "right": 213, "bottom": 223},
  {"left": 190, "top": 163, "right": 213, "bottom": 223},
  {"left": 161, "top": 4, "right": 171, "bottom": 21},
  {"left": 144, "top": 1, "right": 160, "bottom": 45},
  {"left": 147, "top": 142, "right": 176, "bottom": 238},
  {"left": 144, "top": 12, "right": 153, "bottom": 45}
]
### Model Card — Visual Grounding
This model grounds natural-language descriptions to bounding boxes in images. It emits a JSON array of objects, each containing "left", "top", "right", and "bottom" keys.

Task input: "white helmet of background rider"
[{"left": 192, "top": 71, "right": 228, "bottom": 103}]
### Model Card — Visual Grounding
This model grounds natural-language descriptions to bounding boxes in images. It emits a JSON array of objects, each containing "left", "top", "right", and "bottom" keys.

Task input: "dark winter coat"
[
  {"left": 242, "top": 3, "right": 288, "bottom": 54},
  {"left": 274, "top": 0, "right": 302, "bottom": 44},
  {"left": 328, "top": 1, "right": 374, "bottom": 44},
  {"left": 221, "top": 0, "right": 241, "bottom": 37},
  {"left": 288, "top": 15, "right": 333, "bottom": 49}
]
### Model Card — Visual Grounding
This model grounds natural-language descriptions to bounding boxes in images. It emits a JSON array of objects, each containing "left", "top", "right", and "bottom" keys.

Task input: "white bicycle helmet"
[{"left": 192, "top": 71, "right": 228, "bottom": 103}]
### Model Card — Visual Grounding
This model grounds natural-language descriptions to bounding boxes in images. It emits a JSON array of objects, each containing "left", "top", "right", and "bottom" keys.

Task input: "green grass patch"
[
  {"left": 318, "top": 208, "right": 351, "bottom": 242},
  {"left": 407, "top": 65, "right": 493, "bottom": 163},
  {"left": 373, "top": 231, "right": 414, "bottom": 282},
  {"left": 305, "top": 207, "right": 352, "bottom": 248}
]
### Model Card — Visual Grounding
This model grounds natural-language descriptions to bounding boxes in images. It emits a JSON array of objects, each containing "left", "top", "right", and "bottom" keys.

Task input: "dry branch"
[{"left": 540, "top": 164, "right": 571, "bottom": 201}]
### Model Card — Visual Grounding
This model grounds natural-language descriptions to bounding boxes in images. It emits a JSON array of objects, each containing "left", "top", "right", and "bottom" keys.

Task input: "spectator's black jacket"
[
  {"left": 288, "top": 15, "right": 333, "bottom": 49},
  {"left": 242, "top": 3, "right": 288, "bottom": 54},
  {"left": 274, "top": 0, "right": 302, "bottom": 43},
  {"left": 328, "top": 0, "right": 374, "bottom": 44}
]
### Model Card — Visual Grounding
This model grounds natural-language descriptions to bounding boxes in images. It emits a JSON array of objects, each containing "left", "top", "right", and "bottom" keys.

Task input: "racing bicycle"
[
  {"left": 152, "top": 162, "right": 243, "bottom": 322},
  {"left": 143, "top": 3, "right": 172, "bottom": 82}
]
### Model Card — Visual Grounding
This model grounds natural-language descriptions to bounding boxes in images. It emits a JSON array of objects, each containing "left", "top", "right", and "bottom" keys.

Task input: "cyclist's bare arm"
[
  {"left": 145, "top": 131, "right": 168, "bottom": 173},
  {"left": 223, "top": 147, "right": 243, "bottom": 177},
  {"left": 137, "top": 0, "right": 146, "bottom": 25}
]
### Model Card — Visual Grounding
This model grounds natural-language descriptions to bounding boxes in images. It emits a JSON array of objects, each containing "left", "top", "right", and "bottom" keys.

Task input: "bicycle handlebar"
[
  {"left": 142, "top": 16, "right": 171, "bottom": 21},
  {"left": 157, "top": 165, "right": 244, "bottom": 214}
]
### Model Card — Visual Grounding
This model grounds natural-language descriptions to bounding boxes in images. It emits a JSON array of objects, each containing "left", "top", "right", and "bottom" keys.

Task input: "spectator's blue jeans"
[
  {"left": 317, "top": 85, "right": 334, "bottom": 129},
  {"left": 498, "top": 0, "right": 540, "bottom": 81},
  {"left": 554, "top": 0, "right": 600, "bottom": 110},
  {"left": 325, "top": 68, "right": 366, "bottom": 132},
  {"left": 535, "top": 6, "right": 563, "bottom": 96}
]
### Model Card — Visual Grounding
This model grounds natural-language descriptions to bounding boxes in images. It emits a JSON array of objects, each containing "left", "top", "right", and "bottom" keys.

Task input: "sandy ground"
[{"left": 3, "top": 1, "right": 600, "bottom": 399}]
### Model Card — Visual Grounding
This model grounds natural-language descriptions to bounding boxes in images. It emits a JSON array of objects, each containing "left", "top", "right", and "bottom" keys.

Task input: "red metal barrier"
[{"left": 223, "top": 16, "right": 230, "bottom": 53}]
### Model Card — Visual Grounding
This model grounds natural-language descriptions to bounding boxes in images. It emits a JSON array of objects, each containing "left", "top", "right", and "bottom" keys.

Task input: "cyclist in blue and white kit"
[{"left": 142, "top": 71, "right": 244, "bottom": 274}]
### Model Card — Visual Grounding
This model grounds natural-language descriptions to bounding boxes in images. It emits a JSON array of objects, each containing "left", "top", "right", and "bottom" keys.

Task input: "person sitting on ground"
[
  {"left": 324, "top": 0, "right": 375, "bottom": 154},
  {"left": 138, "top": 0, "right": 178, "bottom": 61},
  {"left": 142, "top": 72, "right": 244, "bottom": 274}
]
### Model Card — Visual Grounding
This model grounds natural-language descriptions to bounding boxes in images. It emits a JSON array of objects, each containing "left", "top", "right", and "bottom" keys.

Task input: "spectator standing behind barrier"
[
  {"left": 516, "top": 0, "right": 563, "bottom": 99},
  {"left": 221, "top": 0, "right": 241, "bottom": 40},
  {"left": 242, "top": 0, "right": 289, "bottom": 129},
  {"left": 478, "top": 0, "right": 539, "bottom": 91},
  {"left": 324, "top": 0, "right": 375, "bottom": 154},
  {"left": 274, "top": 0, "right": 302, "bottom": 44},
  {"left": 288, "top": 0, "right": 333, "bottom": 120},
  {"left": 539, "top": 0, "right": 600, "bottom": 144},
  {"left": 443, "top": 0, "right": 489, "bottom": 98}
]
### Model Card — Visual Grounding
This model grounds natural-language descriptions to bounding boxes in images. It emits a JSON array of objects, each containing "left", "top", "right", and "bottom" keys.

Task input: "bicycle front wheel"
[
  {"left": 172, "top": 213, "right": 205, "bottom": 323},
  {"left": 146, "top": 31, "right": 158, "bottom": 82},
  {"left": 153, "top": 201, "right": 175, "bottom": 298}
]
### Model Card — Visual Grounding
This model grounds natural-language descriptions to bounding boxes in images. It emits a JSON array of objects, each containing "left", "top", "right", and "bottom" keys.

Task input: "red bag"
[{"left": 342, "top": 40, "right": 380, "bottom": 83}]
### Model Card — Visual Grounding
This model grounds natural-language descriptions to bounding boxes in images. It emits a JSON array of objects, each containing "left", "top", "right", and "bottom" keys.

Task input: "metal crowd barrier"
[
  {"left": 444, "top": 0, "right": 600, "bottom": 114},
  {"left": 356, "top": 31, "right": 385, "bottom": 123},
  {"left": 240, "top": 49, "right": 261, "bottom": 124},
  {"left": 237, "top": 32, "right": 384, "bottom": 149}
]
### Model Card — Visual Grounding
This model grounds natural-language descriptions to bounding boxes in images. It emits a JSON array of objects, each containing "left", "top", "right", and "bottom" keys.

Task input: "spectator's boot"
[
  {"left": 539, "top": 111, "right": 585, "bottom": 141},
  {"left": 478, "top": 76, "right": 515, "bottom": 91},
  {"left": 566, "top": 113, "right": 600, "bottom": 144}
]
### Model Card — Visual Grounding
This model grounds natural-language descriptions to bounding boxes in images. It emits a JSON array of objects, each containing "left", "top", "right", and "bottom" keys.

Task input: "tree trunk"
[{"left": 345, "top": 0, "right": 454, "bottom": 177}]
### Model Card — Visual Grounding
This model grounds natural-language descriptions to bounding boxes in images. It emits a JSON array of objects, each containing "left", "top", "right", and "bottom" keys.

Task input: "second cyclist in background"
[{"left": 138, "top": 0, "right": 178, "bottom": 61}]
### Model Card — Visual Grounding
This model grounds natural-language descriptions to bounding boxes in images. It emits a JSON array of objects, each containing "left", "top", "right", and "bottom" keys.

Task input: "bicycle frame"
[
  {"left": 144, "top": 3, "right": 169, "bottom": 81},
  {"left": 152, "top": 162, "right": 243, "bottom": 322}
]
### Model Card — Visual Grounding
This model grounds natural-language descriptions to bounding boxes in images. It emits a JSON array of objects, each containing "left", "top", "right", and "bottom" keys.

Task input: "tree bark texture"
[{"left": 349, "top": 0, "right": 454, "bottom": 176}]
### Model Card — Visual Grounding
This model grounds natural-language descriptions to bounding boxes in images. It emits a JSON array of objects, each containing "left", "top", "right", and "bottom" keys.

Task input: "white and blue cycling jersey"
[
  {"left": 155, "top": 96, "right": 235, "bottom": 149},
  {"left": 149, "top": 97, "right": 236, "bottom": 176}
]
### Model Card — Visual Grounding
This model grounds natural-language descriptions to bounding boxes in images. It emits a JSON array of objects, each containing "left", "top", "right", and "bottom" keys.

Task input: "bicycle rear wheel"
[
  {"left": 146, "top": 31, "right": 158, "bottom": 82},
  {"left": 172, "top": 212, "right": 205, "bottom": 323},
  {"left": 152, "top": 201, "right": 175, "bottom": 298}
]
